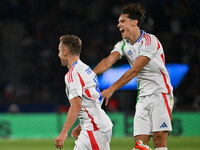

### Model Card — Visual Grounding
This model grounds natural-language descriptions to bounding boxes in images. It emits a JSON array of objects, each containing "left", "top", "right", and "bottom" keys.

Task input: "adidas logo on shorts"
[{"left": 160, "top": 122, "right": 168, "bottom": 128}]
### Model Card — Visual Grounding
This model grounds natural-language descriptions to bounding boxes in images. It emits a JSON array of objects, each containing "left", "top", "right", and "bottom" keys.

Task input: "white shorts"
[
  {"left": 73, "top": 129, "right": 112, "bottom": 150},
  {"left": 134, "top": 93, "right": 174, "bottom": 136}
]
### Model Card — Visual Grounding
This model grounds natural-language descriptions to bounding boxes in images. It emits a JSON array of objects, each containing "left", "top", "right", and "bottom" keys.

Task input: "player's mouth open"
[{"left": 120, "top": 29, "right": 125, "bottom": 34}]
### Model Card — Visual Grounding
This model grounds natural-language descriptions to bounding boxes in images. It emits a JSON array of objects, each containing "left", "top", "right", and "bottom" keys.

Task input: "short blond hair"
[{"left": 60, "top": 35, "right": 82, "bottom": 56}]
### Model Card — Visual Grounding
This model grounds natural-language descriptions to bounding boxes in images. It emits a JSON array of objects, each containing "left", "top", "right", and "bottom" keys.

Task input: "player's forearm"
[
  {"left": 60, "top": 103, "right": 81, "bottom": 134},
  {"left": 110, "top": 68, "right": 138, "bottom": 92},
  {"left": 93, "top": 58, "right": 112, "bottom": 75},
  {"left": 109, "top": 56, "right": 150, "bottom": 92},
  {"left": 93, "top": 52, "right": 120, "bottom": 75}
]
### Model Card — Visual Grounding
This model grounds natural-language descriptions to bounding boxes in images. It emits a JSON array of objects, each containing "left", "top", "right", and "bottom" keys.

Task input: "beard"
[{"left": 61, "top": 57, "right": 68, "bottom": 67}]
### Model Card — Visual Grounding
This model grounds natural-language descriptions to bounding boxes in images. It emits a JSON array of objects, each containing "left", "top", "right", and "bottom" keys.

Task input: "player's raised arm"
[
  {"left": 55, "top": 96, "right": 81, "bottom": 149},
  {"left": 93, "top": 51, "right": 120, "bottom": 75}
]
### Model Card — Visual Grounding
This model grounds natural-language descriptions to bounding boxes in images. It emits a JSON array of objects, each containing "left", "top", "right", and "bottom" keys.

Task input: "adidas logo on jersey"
[
  {"left": 128, "top": 50, "right": 133, "bottom": 56},
  {"left": 160, "top": 122, "right": 168, "bottom": 128}
]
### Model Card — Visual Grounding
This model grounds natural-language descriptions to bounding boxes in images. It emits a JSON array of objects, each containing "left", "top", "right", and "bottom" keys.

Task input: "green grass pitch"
[{"left": 0, "top": 137, "right": 200, "bottom": 150}]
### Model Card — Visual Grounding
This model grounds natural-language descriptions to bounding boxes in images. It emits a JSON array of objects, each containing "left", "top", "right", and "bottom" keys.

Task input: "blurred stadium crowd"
[{"left": 0, "top": 0, "right": 200, "bottom": 112}]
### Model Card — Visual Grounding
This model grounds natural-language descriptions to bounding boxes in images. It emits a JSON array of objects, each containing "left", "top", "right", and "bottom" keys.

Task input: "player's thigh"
[
  {"left": 134, "top": 96, "right": 153, "bottom": 136},
  {"left": 102, "top": 129, "right": 112, "bottom": 150},
  {"left": 93, "top": 129, "right": 112, "bottom": 150},
  {"left": 152, "top": 93, "right": 173, "bottom": 132},
  {"left": 73, "top": 130, "right": 90, "bottom": 150},
  {"left": 103, "top": 141, "right": 110, "bottom": 150},
  {"left": 73, "top": 144, "right": 86, "bottom": 150},
  {"left": 75, "top": 129, "right": 112, "bottom": 150},
  {"left": 73, "top": 140, "right": 88, "bottom": 150}
]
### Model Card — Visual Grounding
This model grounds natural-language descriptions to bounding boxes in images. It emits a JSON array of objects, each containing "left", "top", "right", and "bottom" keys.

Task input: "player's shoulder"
[
  {"left": 65, "top": 67, "right": 75, "bottom": 85},
  {"left": 73, "top": 60, "right": 91, "bottom": 75},
  {"left": 142, "top": 32, "right": 154, "bottom": 40},
  {"left": 65, "top": 60, "right": 86, "bottom": 84},
  {"left": 143, "top": 31, "right": 160, "bottom": 40},
  {"left": 71, "top": 60, "right": 84, "bottom": 73},
  {"left": 113, "top": 39, "right": 130, "bottom": 53},
  {"left": 115, "top": 39, "right": 128, "bottom": 46},
  {"left": 141, "top": 32, "right": 158, "bottom": 46},
  {"left": 73, "top": 61, "right": 95, "bottom": 82}
]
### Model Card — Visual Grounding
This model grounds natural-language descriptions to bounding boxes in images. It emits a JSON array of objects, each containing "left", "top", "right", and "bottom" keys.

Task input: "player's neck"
[
  {"left": 129, "top": 28, "right": 141, "bottom": 45},
  {"left": 67, "top": 56, "right": 79, "bottom": 69}
]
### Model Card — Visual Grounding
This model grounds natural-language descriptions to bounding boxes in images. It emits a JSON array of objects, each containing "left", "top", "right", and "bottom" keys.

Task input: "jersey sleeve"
[
  {"left": 139, "top": 35, "right": 158, "bottom": 59},
  {"left": 111, "top": 40, "right": 126, "bottom": 59},
  {"left": 67, "top": 71, "right": 83, "bottom": 101}
]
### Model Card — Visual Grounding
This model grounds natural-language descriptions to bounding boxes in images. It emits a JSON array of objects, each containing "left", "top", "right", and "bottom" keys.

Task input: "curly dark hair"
[{"left": 121, "top": 2, "right": 145, "bottom": 27}]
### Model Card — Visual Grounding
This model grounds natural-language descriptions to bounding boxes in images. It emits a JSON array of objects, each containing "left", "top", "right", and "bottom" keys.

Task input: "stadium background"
[{"left": 0, "top": 0, "right": 200, "bottom": 149}]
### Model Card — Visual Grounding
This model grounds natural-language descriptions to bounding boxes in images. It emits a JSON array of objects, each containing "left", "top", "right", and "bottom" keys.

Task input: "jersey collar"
[
  {"left": 136, "top": 30, "right": 146, "bottom": 43},
  {"left": 72, "top": 60, "right": 79, "bottom": 67}
]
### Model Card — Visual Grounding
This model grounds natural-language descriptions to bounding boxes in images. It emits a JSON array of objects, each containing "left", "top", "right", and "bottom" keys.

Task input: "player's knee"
[
  {"left": 153, "top": 132, "right": 163, "bottom": 142},
  {"left": 153, "top": 131, "right": 168, "bottom": 147}
]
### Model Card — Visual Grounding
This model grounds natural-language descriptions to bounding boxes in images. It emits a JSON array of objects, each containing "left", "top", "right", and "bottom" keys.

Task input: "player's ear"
[
  {"left": 63, "top": 48, "right": 69, "bottom": 56},
  {"left": 131, "top": 20, "right": 138, "bottom": 26}
]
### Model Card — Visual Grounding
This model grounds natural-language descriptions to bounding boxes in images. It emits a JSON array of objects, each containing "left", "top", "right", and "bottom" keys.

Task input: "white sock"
[{"left": 155, "top": 147, "right": 168, "bottom": 150}]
